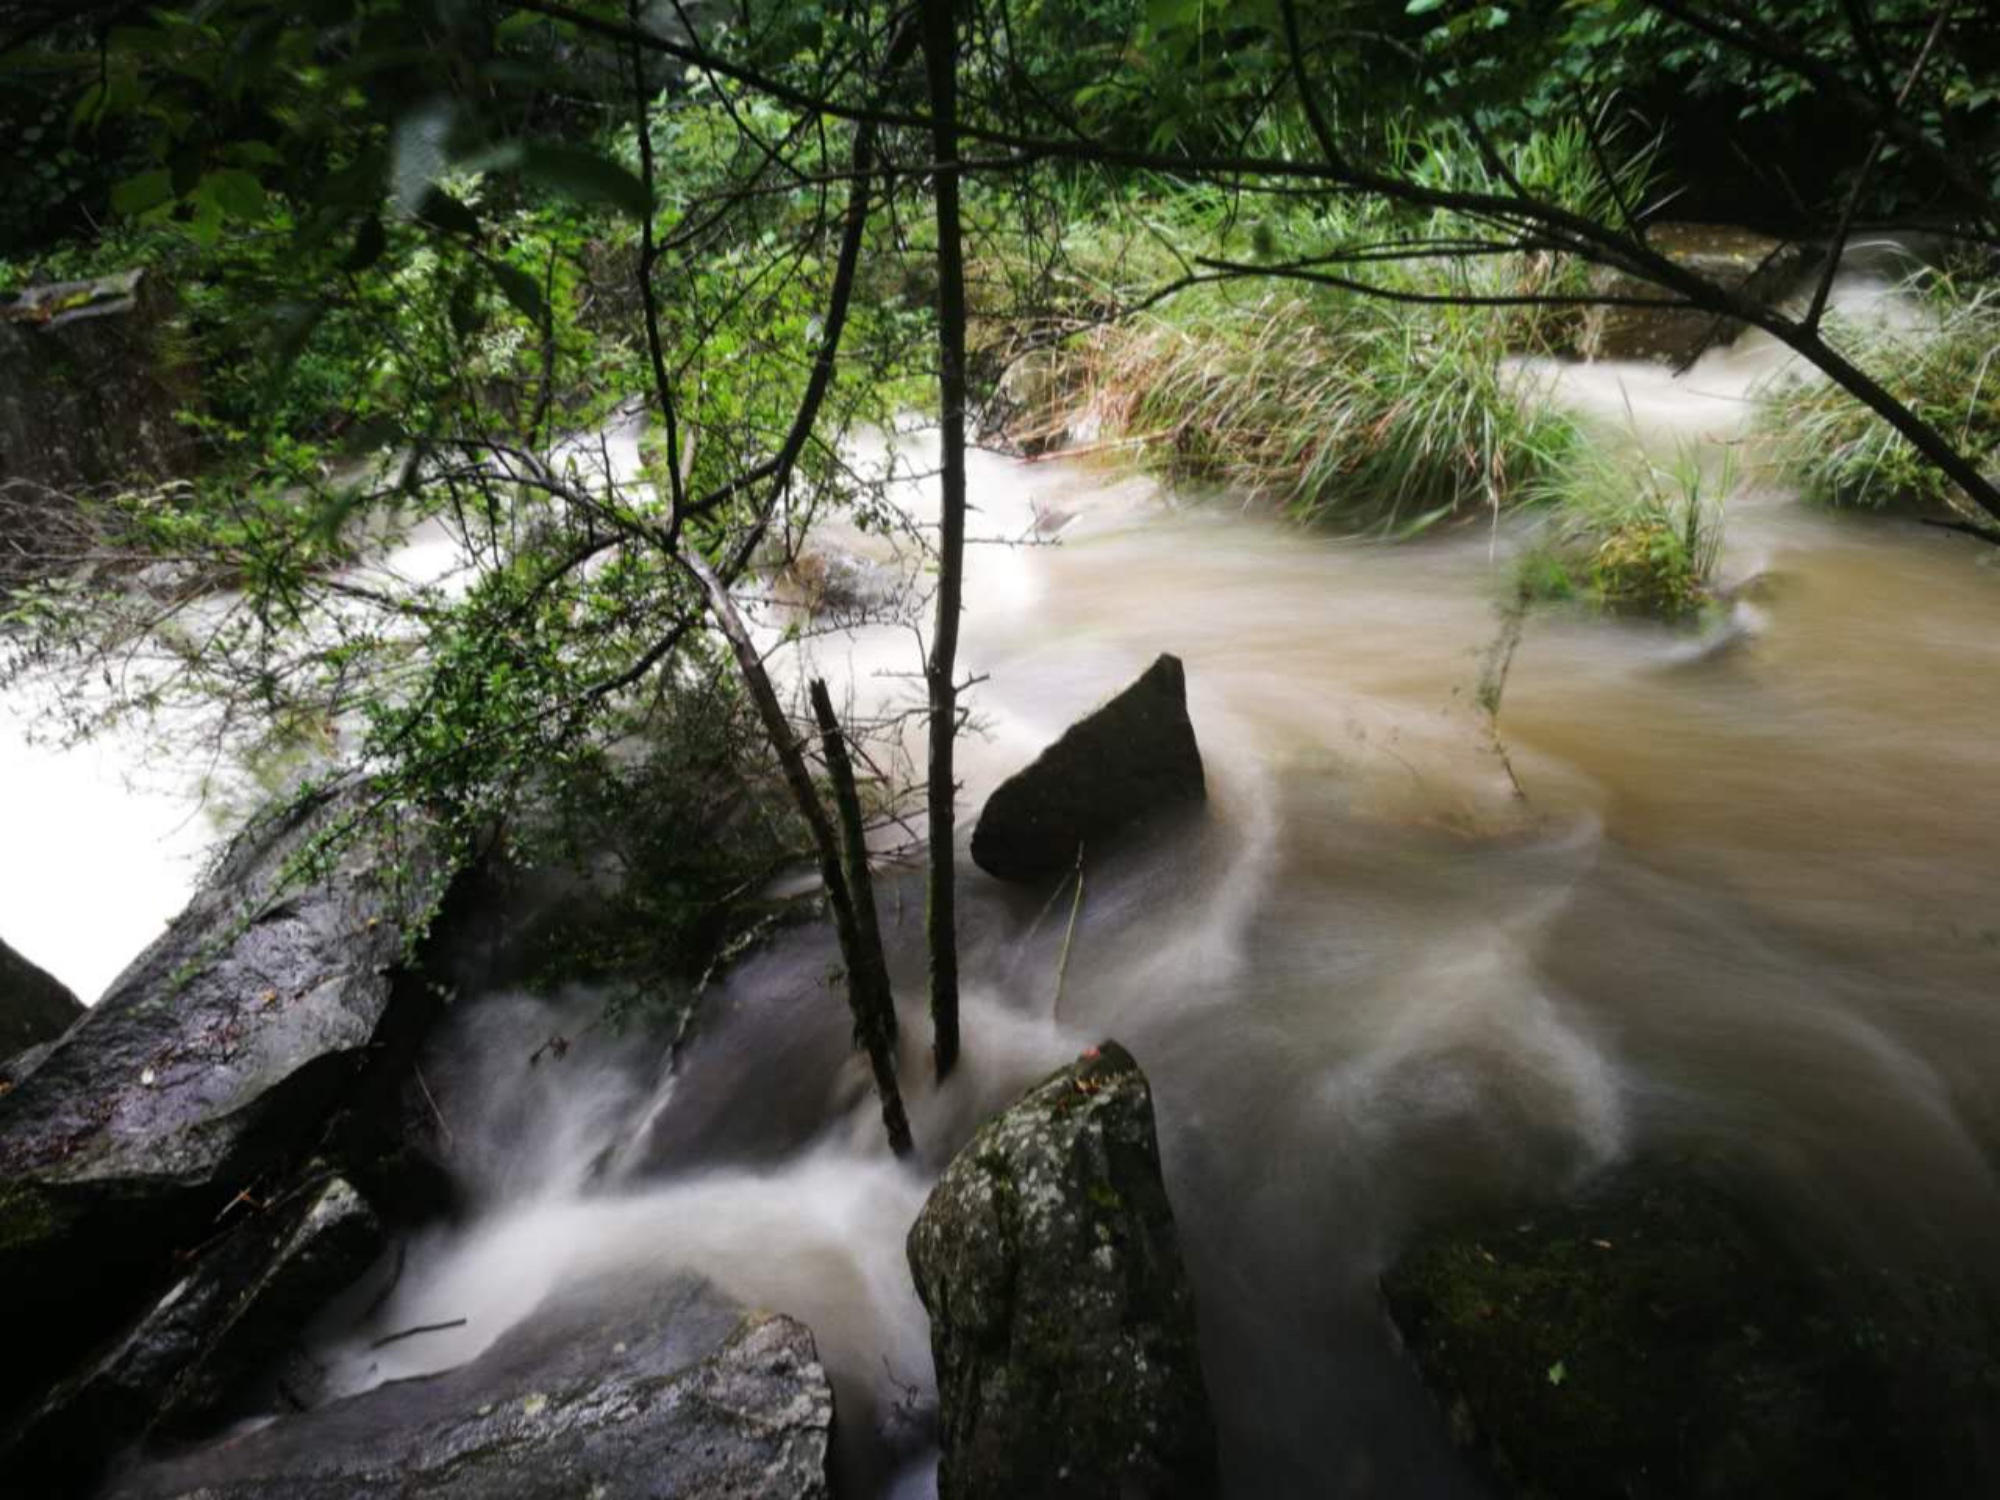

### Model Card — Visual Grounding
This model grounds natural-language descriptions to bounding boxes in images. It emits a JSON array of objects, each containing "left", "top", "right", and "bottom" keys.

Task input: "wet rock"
[
  {"left": 0, "top": 1040, "right": 54, "bottom": 1091},
  {"left": 0, "top": 791, "right": 446, "bottom": 1419},
  {"left": 781, "top": 545, "right": 906, "bottom": 620},
  {"left": 0, "top": 932, "right": 81, "bottom": 1059},
  {"left": 102, "top": 1275, "right": 835, "bottom": 1500},
  {"left": 1383, "top": 1158, "right": 2000, "bottom": 1499},
  {"left": 1579, "top": 224, "right": 1809, "bottom": 365},
  {"left": 908, "top": 1041, "right": 1217, "bottom": 1500},
  {"left": 971, "top": 654, "right": 1206, "bottom": 883},
  {"left": 6, "top": 1174, "right": 383, "bottom": 1491}
]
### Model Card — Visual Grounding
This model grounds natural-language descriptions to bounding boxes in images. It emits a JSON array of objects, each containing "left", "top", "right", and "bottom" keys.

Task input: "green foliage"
[
  {"left": 517, "top": 684, "right": 809, "bottom": 1013},
  {"left": 1756, "top": 272, "right": 2000, "bottom": 527},
  {"left": 0, "top": 7, "right": 930, "bottom": 1013},
  {"left": 1085, "top": 283, "right": 1584, "bottom": 531},
  {"left": 974, "top": 125, "right": 1628, "bottom": 531},
  {"left": 1517, "top": 443, "right": 1727, "bottom": 619}
]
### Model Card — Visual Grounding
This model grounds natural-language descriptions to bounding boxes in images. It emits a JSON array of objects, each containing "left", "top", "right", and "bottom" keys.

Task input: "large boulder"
[
  {"left": 0, "top": 932, "right": 81, "bottom": 1059},
  {"left": 971, "top": 654, "right": 1206, "bottom": 883},
  {"left": 908, "top": 1041, "right": 1217, "bottom": 1500},
  {"left": 100, "top": 1275, "right": 835, "bottom": 1500},
  {"left": 1578, "top": 223, "right": 1808, "bottom": 366},
  {"left": 1383, "top": 1158, "right": 2000, "bottom": 1499},
  {"left": 6, "top": 1174, "right": 384, "bottom": 1493},
  {"left": 0, "top": 791, "right": 447, "bottom": 1421}
]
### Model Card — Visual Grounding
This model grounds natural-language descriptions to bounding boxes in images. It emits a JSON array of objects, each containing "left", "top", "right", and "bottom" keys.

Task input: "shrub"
[
  {"left": 1518, "top": 444, "right": 1727, "bottom": 619},
  {"left": 1756, "top": 271, "right": 2000, "bottom": 526}
]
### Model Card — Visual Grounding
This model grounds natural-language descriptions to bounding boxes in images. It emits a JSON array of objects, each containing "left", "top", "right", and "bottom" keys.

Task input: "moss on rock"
[
  {"left": 1383, "top": 1158, "right": 2000, "bottom": 1499},
  {"left": 908, "top": 1041, "right": 1218, "bottom": 1500}
]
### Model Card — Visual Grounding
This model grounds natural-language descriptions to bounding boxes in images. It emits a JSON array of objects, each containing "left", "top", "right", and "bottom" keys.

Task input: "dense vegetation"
[{"left": 2, "top": 0, "right": 1998, "bottom": 1132}]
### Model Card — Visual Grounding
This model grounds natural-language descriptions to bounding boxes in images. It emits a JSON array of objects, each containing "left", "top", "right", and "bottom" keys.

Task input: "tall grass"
[
  {"left": 976, "top": 121, "right": 1647, "bottom": 533},
  {"left": 1517, "top": 444, "right": 1729, "bottom": 619},
  {"left": 1755, "top": 271, "right": 2000, "bottom": 526},
  {"left": 1066, "top": 282, "right": 1585, "bottom": 532}
]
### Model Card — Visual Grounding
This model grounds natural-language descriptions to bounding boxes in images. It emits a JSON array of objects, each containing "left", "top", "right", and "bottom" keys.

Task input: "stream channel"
[{"left": 8, "top": 270, "right": 2000, "bottom": 1496}]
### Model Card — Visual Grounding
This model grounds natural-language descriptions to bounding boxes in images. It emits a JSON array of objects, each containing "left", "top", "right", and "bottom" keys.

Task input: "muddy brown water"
[{"left": 100, "top": 278, "right": 2000, "bottom": 1495}]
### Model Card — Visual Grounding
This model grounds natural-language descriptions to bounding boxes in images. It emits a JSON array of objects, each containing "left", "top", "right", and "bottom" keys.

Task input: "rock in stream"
[
  {"left": 7, "top": 1173, "right": 384, "bottom": 1489},
  {"left": 1576, "top": 223, "right": 1808, "bottom": 365},
  {"left": 908, "top": 1040, "right": 1218, "bottom": 1499},
  {"left": 1383, "top": 1157, "right": 2000, "bottom": 1499},
  {"left": 970, "top": 653, "right": 1206, "bottom": 884},
  {"left": 0, "top": 790, "right": 448, "bottom": 1424},
  {"left": 0, "top": 931, "right": 81, "bottom": 1061},
  {"left": 100, "top": 1275, "right": 836, "bottom": 1500}
]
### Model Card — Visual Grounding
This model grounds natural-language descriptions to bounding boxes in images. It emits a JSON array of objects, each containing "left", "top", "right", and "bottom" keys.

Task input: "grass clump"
[
  {"left": 1756, "top": 271, "right": 2000, "bottom": 526},
  {"left": 1059, "top": 281, "right": 1586, "bottom": 533},
  {"left": 973, "top": 122, "right": 1637, "bottom": 533},
  {"left": 1517, "top": 444, "right": 1727, "bottom": 620}
]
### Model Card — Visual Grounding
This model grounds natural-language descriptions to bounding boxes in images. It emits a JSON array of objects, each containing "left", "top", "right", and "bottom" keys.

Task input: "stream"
[{"left": 12, "top": 273, "right": 2000, "bottom": 1495}]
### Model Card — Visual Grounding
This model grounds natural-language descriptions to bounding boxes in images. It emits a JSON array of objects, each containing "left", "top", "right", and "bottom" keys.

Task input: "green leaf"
[
  {"left": 490, "top": 260, "right": 546, "bottom": 325},
  {"left": 1407, "top": 0, "right": 1448, "bottom": 12},
  {"left": 70, "top": 82, "right": 106, "bottom": 128},
  {"left": 1146, "top": 0, "right": 1204, "bottom": 31},
  {"left": 1547, "top": 1360, "right": 1567, "bottom": 1387},
  {"left": 110, "top": 169, "right": 173, "bottom": 216},
  {"left": 201, "top": 167, "right": 267, "bottom": 220},
  {"left": 224, "top": 140, "right": 286, "bottom": 167},
  {"left": 515, "top": 142, "right": 650, "bottom": 218}
]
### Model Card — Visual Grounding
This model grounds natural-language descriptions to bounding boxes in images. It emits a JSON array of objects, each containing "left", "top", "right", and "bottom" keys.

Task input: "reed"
[{"left": 1517, "top": 444, "right": 1729, "bottom": 619}]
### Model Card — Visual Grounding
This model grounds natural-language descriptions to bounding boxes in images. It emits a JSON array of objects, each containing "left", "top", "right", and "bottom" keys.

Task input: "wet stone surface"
[
  {"left": 909, "top": 1040, "right": 1218, "bottom": 1500},
  {"left": 100, "top": 1273, "right": 835, "bottom": 1500}
]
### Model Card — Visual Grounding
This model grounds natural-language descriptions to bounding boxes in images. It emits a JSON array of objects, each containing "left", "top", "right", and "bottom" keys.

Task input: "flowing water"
[
  {"left": 14, "top": 274, "right": 2000, "bottom": 1494},
  {"left": 292, "top": 276, "right": 2000, "bottom": 1496}
]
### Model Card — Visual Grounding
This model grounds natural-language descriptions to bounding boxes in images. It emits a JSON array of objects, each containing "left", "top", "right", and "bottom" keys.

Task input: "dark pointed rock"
[
  {"left": 0, "top": 933, "right": 81, "bottom": 1060},
  {"left": 971, "top": 654, "right": 1206, "bottom": 883}
]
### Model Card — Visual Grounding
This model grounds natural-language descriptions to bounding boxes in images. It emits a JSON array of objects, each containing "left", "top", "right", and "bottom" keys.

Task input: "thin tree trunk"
[
  {"left": 624, "top": 24, "right": 913, "bottom": 1154},
  {"left": 685, "top": 553, "right": 913, "bottom": 1156},
  {"left": 920, "top": 0, "right": 966, "bottom": 1080},
  {"left": 808, "top": 678, "right": 903, "bottom": 1101}
]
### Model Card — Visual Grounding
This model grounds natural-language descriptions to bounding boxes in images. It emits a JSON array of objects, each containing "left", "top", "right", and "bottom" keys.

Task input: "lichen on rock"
[{"left": 908, "top": 1040, "right": 1217, "bottom": 1499}]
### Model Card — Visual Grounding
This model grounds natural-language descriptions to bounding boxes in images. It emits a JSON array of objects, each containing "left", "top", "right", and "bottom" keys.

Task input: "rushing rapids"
[{"left": 7, "top": 269, "right": 1999, "bottom": 1495}]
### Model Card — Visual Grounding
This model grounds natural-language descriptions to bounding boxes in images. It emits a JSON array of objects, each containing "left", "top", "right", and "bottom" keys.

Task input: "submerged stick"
[
  {"left": 1052, "top": 843, "right": 1086, "bottom": 1023},
  {"left": 369, "top": 1317, "right": 468, "bottom": 1350},
  {"left": 1477, "top": 595, "right": 1532, "bottom": 805},
  {"left": 414, "top": 1062, "right": 454, "bottom": 1150}
]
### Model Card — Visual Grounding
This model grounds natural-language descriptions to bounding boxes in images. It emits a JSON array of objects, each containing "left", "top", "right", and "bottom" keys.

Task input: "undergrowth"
[
  {"left": 1756, "top": 271, "right": 2000, "bottom": 527},
  {"left": 973, "top": 120, "right": 1643, "bottom": 534},
  {"left": 1516, "top": 444, "right": 1728, "bottom": 619}
]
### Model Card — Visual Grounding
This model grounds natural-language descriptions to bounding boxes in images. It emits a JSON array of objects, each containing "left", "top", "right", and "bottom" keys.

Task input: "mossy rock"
[
  {"left": 908, "top": 1041, "right": 1218, "bottom": 1499},
  {"left": 1383, "top": 1158, "right": 2000, "bottom": 1499}
]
